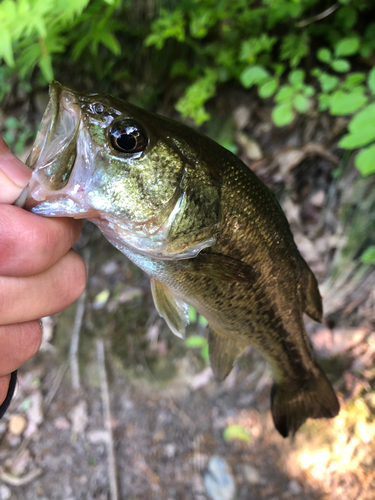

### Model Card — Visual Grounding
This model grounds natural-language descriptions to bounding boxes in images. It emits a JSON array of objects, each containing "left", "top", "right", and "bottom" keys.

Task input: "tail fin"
[
  {"left": 271, "top": 366, "right": 340, "bottom": 438},
  {"left": 300, "top": 257, "right": 323, "bottom": 323}
]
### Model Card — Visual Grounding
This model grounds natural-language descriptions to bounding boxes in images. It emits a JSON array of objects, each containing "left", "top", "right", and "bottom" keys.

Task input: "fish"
[{"left": 16, "top": 81, "right": 340, "bottom": 437}]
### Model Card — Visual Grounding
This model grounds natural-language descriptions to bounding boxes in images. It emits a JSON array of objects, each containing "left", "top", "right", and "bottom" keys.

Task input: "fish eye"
[
  {"left": 110, "top": 122, "right": 148, "bottom": 154},
  {"left": 88, "top": 103, "right": 104, "bottom": 114}
]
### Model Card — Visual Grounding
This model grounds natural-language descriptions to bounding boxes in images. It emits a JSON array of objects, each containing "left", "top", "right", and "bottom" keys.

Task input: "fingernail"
[{"left": 0, "top": 138, "right": 31, "bottom": 188}]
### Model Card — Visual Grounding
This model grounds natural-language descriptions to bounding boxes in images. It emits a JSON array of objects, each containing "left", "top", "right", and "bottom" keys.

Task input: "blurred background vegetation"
[{"left": 0, "top": 0, "right": 374, "bottom": 173}]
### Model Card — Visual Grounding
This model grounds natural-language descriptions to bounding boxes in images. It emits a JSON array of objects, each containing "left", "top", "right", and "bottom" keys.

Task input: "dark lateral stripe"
[{"left": 0, "top": 370, "right": 17, "bottom": 419}]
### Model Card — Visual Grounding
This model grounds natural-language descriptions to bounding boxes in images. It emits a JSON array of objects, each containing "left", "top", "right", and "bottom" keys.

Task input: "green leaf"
[
  {"left": 275, "top": 85, "right": 294, "bottom": 102},
  {"left": 293, "top": 94, "right": 309, "bottom": 113},
  {"left": 361, "top": 246, "right": 375, "bottom": 264},
  {"left": 0, "top": 29, "right": 14, "bottom": 67},
  {"left": 288, "top": 69, "right": 304, "bottom": 87},
  {"left": 175, "top": 69, "right": 217, "bottom": 125},
  {"left": 198, "top": 315, "right": 208, "bottom": 327},
  {"left": 317, "top": 48, "right": 332, "bottom": 63},
  {"left": 280, "top": 32, "right": 308, "bottom": 68},
  {"left": 39, "top": 55, "right": 54, "bottom": 82},
  {"left": 348, "top": 103, "right": 375, "bottom": 133},
  {"left": 334, "top": 37, "right": 360, "bottom": 57},
  {"left": 188, "top": 306, "right": 197, "bottom": 323},
  {"left": 318, "top": 94, "right": 330, "bottom": 111},
  {"left": 303, "top": 85, "right": 315, "bottom": 97},
  {"left": 272, "top": 102, "right": 294, "bottom": 126},
  {"left": 368, "top": 67, "right": 375, "bottom": 95},
  {"left": 99, "top": 32, "right": 121, "bottom": 55},
  {"left": 258, "top": 78, "right": 278, "bottom": 98},
  {"left": 329, "top": 90, "right": 368, "bottom": 115},
  {"left": 331, "top": 59, "right": 351, "bottom": 73},
  {"left": 339, "top": 129, "right": 375, "bottom": 149},
  {"left": 355, "top": 143, "right": 375, "bottom": 176},
  {"left": 201, "top": 343, "right": 209, "bottom": 363},
  {"left": 223, "top": 424, "right": 252, "bottom": 443},
  {"left": 240, "top": 65, "right": 269, "bottom": 88},
  {"left": 185, "top": 335, "right": 207, "bottom": 348},
  {"left": 318, "top": 73, "right": 339, "bottom": 93},
  {"left": 342, "top": 73, "right": 366, "bottom": 90}
]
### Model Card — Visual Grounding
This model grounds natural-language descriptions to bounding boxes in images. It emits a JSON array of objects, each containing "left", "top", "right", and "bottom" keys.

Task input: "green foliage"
[
  {"left": 2, "top": 117, "right": 34, "bottom": 156},
  {"left": 0, "top": 0, "right": 375, "bottom": 177},
  {"left": 272, "top": 70, "right": 315, "bottom": 126},
  {"left": 361, "top": 246, "right": 375, "bottom": 264},
  {"left": 338, "top": 68, "right": 375, "bottom": 175},
  {"left": 185, "top": 335, "right": 209, "bottom": 363}
]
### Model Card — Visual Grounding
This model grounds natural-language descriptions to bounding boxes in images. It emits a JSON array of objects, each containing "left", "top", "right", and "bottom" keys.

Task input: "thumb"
[{"left": 0, "top": 137, "right": 32, "bottom": 204}]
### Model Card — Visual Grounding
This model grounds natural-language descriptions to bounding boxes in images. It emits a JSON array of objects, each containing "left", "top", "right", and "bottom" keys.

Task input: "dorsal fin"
[{"left": 150, "top": 278, "right": 189, "bottom": 339}]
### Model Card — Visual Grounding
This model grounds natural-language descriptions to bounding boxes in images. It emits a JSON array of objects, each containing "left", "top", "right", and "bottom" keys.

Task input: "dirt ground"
[{"left": 1, "top": 91, "right": 375, "bottom": 500}]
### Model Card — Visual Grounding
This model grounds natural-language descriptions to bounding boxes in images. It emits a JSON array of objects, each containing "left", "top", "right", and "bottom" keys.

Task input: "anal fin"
[
  {"left": 151, "top": 278, "right": 189, "bottom": 339},
  {"left": 208, "top": 326, "right": 247, "bottom": 381}
]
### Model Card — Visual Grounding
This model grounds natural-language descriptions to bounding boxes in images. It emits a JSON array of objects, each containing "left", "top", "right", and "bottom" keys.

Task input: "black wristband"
[{"left": 0, "top": 370, "right": 17, "bottom": 418}]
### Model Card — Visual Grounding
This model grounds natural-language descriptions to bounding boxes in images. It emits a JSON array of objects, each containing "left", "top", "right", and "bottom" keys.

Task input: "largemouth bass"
[{"left": 17, "top": 82, "right": 339, "bottom": 437}]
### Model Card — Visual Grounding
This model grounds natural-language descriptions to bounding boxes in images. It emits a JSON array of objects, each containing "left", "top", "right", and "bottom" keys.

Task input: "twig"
[
  {"left": 96, "top": 339, "right": 119, "bottom": 500},
  {"left": 0, "top": 466, "right": 43, "bottom": 486},
  {"left": 296, "top": 3, "right": 339, "bottom": 28},
  {"left": 70, "top": 248, "right": 90, "bottom": 390}
]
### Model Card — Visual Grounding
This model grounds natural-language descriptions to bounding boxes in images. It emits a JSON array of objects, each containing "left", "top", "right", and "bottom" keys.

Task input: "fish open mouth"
[{"left": 15, "top": 82, "right": 82, "bottom": 209}]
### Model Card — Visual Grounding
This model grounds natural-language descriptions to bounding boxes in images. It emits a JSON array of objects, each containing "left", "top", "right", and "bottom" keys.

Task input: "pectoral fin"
[
  {"left": 150, "top": 278, "right": 189, "bottom": 339},
  {"left": 208, "top": 326, "right": 247, "bottom": 380},
  {"left": 176, "top": 253, "right": 257, "bottom": 283}
]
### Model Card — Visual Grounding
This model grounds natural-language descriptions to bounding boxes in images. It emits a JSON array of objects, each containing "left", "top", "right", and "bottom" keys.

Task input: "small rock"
[
  {"left": 87, "top": 430, "right": 110, "bottom": 444},
  {"left": 241, "top": 464, "right": 262, "bottom": 484},
  {"left": 288, "top": 480, "right": 302, "bottom": 495},
  {"left": 164, "top": 443, "right": 177, "bottom": 458},
  {"left": 310, "top": 190, "right": 325, "bottom": 208},
  {"left": 236, "top": 132, "right": 263, "bottom": 160},
  {"left": 53, "top": 416, "right": 71, "bottom": 430},
  {"left": 25, "top": 391, "right": 44, "bottom": 438},
  {"left": 233, "top": 106, "right": 251, "bottom": 130},
  {"left": 117, "top": 287, "right": 142, "bottom": 303},
  {"left": 190, "top": 367, "right": 214, "bottom": 390},
  {"left": 101, "top": 260, "right": 119, "bottom": 275},
  {"left": 69, "top": 400, "right": 89, "bottom": 434},
  {"left": 0, "top": 485, "right": 11, "bottom": 500},
  {"left": 8, "top": 414, "right": 27, "bottom": 435},
  {"left": 204, "top": 455, "right": 236, "bottom": 500}
]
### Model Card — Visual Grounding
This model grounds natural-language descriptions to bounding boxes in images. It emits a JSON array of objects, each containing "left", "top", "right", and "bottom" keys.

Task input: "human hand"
[{"left": 0, "top": 137, "right": 86, "bottom": 415}]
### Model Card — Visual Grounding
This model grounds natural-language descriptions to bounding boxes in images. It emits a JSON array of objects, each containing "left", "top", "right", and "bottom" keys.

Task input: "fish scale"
[{"left": 14, "top": 81, "right": 339, "bottom": 437}]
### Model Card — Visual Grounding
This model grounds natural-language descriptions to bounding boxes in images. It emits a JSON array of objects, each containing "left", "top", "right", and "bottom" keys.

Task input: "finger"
[
  {"left": 0, "top": 138, "right": 32, "bottom": 204},
  {"left": 0, "top": 321, "right": 42, "bottom": 376},
  {"left": 0, "top": 249, "right": 86, "bottom": 326},
  {"left": 0, "top": 374, "right": 12, "bottom": 407},
  {"left": 0, "top": 204, "right": 82, "bottom": 277}
]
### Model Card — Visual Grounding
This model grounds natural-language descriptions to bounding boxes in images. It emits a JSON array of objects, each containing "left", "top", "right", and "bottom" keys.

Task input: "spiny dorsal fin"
[
  {"left": 208, "top": 326, "right": 247, "bottom": 381},
  {"left": 150, "top": 278, "right": 189, "bottom": 339}
]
